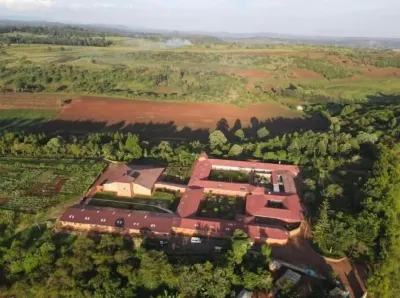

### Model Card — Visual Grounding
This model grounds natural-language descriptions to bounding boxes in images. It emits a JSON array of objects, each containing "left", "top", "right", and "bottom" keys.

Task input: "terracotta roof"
[
  {"left": 93, "top": 164, "right": 164, "bottom": 189},
  {"left": 281, "top": 172, "right": 297, "bottom": 194},
  {"left": 208, "top": 158, "right": 299, "bottom": 175},
  {"left": 188, "top": 154, "right": 299, "bottom": 193},
  {"left": 60, "top": 205, "right": 174, "bottom": 234},
  {"left": 177, "top": 187, "right": 203, "bottom": 218},
  {"left": 246, "top": 194, "right": 303, "bottom": 223},
  {"left": 130, "top": 165, "right": 165, "bottom": 189},
  {"left": 95, "top": 163, "right": 134, "bottom": 185},
  {"left": 246, "top": 224, "right": 289, "bottom": 240},
  {"left": 271, "top": 172, "right": 279, "bottom": 185},
  {"left": 174, "top": 217, "right": 244, "bottom": 236}
]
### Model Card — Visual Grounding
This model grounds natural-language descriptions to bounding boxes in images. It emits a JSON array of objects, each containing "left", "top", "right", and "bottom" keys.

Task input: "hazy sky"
[{"left": 0, "top": 0, "right": 399, "bottom": 37}]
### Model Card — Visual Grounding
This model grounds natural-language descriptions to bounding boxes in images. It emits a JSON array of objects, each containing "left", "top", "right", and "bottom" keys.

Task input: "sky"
[{"left": 0, "top": 0, "right": 399, "bottom": 38}]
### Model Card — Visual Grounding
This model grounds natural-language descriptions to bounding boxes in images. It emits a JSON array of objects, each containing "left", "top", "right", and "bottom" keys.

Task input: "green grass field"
[{"left": 0, "top": 109, "right": 58, "bottom": 130}]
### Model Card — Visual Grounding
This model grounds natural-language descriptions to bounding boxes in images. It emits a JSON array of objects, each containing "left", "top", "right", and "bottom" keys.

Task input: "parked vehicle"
[{"left": 190, "top": 237, "right": 202, "bottom": 244}]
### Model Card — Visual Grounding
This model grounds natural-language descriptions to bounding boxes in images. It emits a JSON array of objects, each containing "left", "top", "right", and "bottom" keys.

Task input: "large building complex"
[{"left": 60, "top": 153, "right": 304, "bottom": 244}]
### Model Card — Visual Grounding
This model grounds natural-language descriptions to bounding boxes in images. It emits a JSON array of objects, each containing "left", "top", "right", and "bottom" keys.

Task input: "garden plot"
[
  {"left": 0, "top": 159, "right": 104, "bottom": 212},
  {"left": 197, "top": 194, "right": 245, "bottom": 220}
]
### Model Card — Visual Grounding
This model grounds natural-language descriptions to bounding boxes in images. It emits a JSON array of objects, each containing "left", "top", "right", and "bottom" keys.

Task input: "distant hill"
[{"left": 1, "top": 18, "right": 400, "bottom": 49}]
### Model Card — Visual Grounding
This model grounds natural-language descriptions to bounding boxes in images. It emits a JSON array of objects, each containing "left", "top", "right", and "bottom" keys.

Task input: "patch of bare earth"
[{"left": 55, "top": 96, "right": 299, "bottom": 131}]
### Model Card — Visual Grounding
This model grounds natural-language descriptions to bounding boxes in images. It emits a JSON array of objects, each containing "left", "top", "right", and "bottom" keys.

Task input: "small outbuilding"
[{"left": 96, "top": 164, "right": 165, "bottom": 197}]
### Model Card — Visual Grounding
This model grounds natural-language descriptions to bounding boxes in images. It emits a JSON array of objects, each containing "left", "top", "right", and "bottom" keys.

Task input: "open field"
[
  {"left": 55, "top": 96, "right": 300, "bottom": 129},
  {"left": 0, "top": 94, "right": 328, "bottom": 138},
  {"left": 1, "top": 43, "right": 400, "bottom": 105},
  {"left": 0, "top": 158, "right": 105, "bottom": 212}
]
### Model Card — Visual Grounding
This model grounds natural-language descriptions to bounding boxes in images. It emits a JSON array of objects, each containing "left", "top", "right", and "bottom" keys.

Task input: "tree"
[
  {"left": 313, "top": 199, "right": 331, "bottom": 254},
  {"left": 230, "top": 229, "right": 251, "bottom": 265},
  {"left": 228, "top": 144, "right": 243, "bottom": 157},
  {"left": 234, "top": 129, "right": 245, "bottom": 141},
  {"left": 209, "top": 130, "right": 227, "bottom": 149},
  {"left": 257, "top": 127, "right": 269, "bottom": 139},
  {"left": 124, "top": 134, "right": 142, "bottom": 159}
]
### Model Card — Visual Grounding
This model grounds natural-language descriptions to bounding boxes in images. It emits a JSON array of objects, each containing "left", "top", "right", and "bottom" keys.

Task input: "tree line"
[
  {"left": 0, "top": 24, "right": 113, "bottom": 47},
  {"left": 1, "top": 35, "right": 112, "bottom": 47}
]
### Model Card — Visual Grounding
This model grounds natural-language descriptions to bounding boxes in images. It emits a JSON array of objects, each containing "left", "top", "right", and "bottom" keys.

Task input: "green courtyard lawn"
[
  {"left": 161, "top": 163, "right": 193, "bottom": 184},
  {"left": 0, "top": 158, "right": 105, "bottom": 212},
  {"left": 197, "top": 194, "right": 246, "bottom": 220},
  {"left": 208, "top": 169, "right": 250, "bottom": 184}
]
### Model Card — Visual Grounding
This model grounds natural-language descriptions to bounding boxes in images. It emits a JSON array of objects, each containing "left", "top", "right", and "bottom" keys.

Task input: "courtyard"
[{"left": 196, "top": 194, "right": 246, "bottom": 220}]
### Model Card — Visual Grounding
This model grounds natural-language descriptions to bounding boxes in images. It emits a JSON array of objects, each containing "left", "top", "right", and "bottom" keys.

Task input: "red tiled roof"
[
  {"left": 208, "top": 158, "right": 299, "bottom": 175},
  {"left": 246, "top": 194, "right": 303, "bottom": 223},
  {"left": 175, "top": 217, "right": 244, "bottom": 236},
  {"left": 60, "top": 205, "right": 175, "bottom": 234},
  {"left": 177, "top": 187, "right": 203, "bottom": 218},
  {"left": 188, "top": 154, "right": 299, "bottom": 193},
  {"left": 92, "top": 164, "right": 164, "bottom": 190},
  {"left": 271, "top": 172, "right": 279, "bottom": 185},
  {"left": 281, "top": 172, "right": 297, "bottom": 194},
  {"left": 246, "top": 224, "right": 289, "bottom": 240}
]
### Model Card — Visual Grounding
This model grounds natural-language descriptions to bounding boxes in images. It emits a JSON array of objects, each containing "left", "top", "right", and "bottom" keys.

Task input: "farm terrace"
[{"left": 60, "top": 153, "right": 304, "bottom": 244}]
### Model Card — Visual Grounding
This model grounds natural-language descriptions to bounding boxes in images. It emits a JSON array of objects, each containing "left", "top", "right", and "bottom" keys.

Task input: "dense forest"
[{"left": 0, "top": 102, "right": 399, "bottom": 296}]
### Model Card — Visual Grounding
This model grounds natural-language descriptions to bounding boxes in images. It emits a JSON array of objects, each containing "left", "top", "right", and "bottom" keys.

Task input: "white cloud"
[{"left": 0, "top": 0, "right": 54, "bottom": 10}]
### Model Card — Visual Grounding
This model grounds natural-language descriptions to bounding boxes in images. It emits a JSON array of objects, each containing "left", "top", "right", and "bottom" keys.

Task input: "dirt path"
[{"left": 270, "top": 225, "right": 366, "bottom": 298}]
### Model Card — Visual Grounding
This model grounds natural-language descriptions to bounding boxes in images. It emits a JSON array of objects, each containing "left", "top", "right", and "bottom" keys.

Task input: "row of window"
[{"left": 193, "top": 223, "right": 231, "bottom": 232}]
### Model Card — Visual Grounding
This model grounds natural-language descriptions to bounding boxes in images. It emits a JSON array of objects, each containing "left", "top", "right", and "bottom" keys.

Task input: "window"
[
  {"left": 225, "top": 228, "right": 230, "bottom": 231},
  {"left": 150, "top": 224, "right": 156, "bottom": 228},
  {"left": 84, "top": 217, "right": 90, "bottom": 220},
  {"left": 68, "top": 215, "right": 75, "bottom": 219},
  {"left": 194, "top": 224, "right": 200, "bottom": 228},
  {"left": 100, "top": 219, "right": 107, "bottom": 223}
]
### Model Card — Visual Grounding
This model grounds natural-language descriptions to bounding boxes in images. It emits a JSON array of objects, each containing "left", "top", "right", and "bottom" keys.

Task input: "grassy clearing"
[{"left": 0, "top": 109, "right": 57, "bottom": 119}]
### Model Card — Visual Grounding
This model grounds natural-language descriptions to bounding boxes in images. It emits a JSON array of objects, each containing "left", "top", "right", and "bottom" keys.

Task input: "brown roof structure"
[
  {"left": 60, "top": 205, "right": 174, "bottom": 234},
  {"left": 188, "top": 153, "right": 299, "bottom": 194},
  {"left": 94, "top": 163, "right": 165, "bottom": 189},
  {"left": 246, "top": 194, "right": 303, "bottom": 223},
  {"left": 176, "top": 187, "right": 203, "bottom": 218}
]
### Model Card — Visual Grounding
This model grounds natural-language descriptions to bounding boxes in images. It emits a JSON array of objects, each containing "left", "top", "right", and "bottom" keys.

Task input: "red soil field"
[{"left": 56, "top": 96, "right": 300, "bottom": 130}]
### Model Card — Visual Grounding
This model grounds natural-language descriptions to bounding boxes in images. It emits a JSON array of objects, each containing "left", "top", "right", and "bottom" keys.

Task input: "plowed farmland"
[{"left": 55, "top": 96, "right": 300, "bottom": 129}]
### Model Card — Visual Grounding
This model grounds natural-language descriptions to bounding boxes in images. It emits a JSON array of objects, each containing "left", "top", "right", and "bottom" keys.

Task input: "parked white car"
[{"left": 190, "top": 237, "right": 202, "bottom": 244}]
